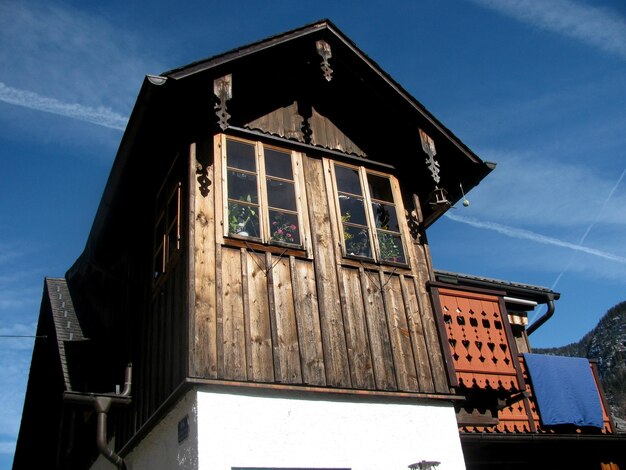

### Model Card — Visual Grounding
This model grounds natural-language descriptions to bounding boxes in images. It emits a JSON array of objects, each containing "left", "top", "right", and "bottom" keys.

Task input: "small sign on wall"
[{"left": 178, "top": 415, "right": 189, "bottom": 443}]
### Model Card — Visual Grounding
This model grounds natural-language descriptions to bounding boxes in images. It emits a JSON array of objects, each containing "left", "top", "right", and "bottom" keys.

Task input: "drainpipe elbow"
[
  {"left": 526, "top": 297, "right": 555, "bottom": 336},
  {"left": 120, "top": 363, "right": 132, "bottom": 397},
  {"left": 96, "top": 403, "right": 125, "bottom": 468}
]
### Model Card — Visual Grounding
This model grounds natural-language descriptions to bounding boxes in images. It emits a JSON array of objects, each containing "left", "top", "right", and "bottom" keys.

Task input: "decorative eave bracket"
[
  {"left": 214, "top": 74, "right": 232, "bottom": 130},
  {"left": 420, "top": 128, "right": 450, "bottom": 211},
  {"left": 420, "top": 128, "right": 440, "bottom": 185},
  {"left": 316, "top": 40, "right": 333, "bottom": 82}
]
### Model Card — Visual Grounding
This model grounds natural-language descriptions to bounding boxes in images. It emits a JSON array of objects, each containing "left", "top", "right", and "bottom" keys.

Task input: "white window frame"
[
  {"left": 328, "top": 160, "right": 410, "bottom": 267},
  {"left": 217, "top": 134, "right": 310, "bottom": 253}
]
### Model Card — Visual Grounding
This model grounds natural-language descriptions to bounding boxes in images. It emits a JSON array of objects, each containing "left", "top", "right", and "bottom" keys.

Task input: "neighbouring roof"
[
  {"left": 434, "top": 269, "right": 560, "bottom": 304},
  {"left": 46, "top": 277, "right": 88, "bottom": 391}
]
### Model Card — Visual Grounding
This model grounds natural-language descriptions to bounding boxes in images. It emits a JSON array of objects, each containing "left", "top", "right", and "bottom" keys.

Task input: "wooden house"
[{"left": 13, "top": 20, "right": 626, "bottom": 470}]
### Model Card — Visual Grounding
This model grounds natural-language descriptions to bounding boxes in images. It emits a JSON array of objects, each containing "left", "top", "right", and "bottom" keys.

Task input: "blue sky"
[{"left": 1, "top": 0, "right": 625, "bottom": 466}]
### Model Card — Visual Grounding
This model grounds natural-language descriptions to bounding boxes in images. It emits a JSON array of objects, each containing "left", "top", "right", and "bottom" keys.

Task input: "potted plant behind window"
[
  {"left": 378, "top": 231, "right": 402, "bottom": 262},
  {"left": 342, "top": 212, "right": 371, "bottom": 257},
  {"left": 270, "top": 212, "right": 299, "bottom": 245},
  {"left": 228, "top": 194, "right": 257, "bottom": 237}
]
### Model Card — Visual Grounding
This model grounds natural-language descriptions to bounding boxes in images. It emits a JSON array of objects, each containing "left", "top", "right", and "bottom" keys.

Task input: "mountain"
[{"left": 534, "top": 300, "right": 626, "bottom": 429}]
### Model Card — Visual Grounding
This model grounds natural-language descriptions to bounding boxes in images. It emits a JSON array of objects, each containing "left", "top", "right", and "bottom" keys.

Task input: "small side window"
[{"left": 153, "top": 181, "right": 181, "bottom": 280}]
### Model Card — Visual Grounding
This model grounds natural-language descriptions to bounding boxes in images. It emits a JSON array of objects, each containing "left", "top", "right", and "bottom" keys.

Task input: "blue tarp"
[{"left": 523, "top": 353, "right": 604, "bottom": 428}]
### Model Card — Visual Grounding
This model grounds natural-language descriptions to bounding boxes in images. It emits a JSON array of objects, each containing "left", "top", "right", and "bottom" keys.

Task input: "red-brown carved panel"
[{"left": 436, "top": 288, "right": 521, "bottom": 391}]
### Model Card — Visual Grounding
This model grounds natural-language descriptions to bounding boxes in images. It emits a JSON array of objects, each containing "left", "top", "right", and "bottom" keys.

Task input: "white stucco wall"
[
  {"left": 118, "top": 391, "right": 199, "bottom": 470},
  {"left": 111, "top": 387, "right": 466, "bottom": 470},
  {"left": 196, "top": 388, "right": 465, "bottom": 470}
]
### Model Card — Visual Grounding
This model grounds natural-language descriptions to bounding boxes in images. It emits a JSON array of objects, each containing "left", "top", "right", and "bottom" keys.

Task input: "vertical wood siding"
[{"left": 190, "top": 146, "right": 450, "bottom": 394}]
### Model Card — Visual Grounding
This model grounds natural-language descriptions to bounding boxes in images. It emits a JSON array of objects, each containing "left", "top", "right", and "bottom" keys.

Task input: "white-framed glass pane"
[
  {"left": 338, "top": 194, "right": 368, "bottom": 226},
  {"left": 264, "top": 148, "right": 293, "bottom": 179},
  {"left": 343, "top": 225, "right": 372, "bottom": 258},
  {"left": 335, "top": 165, "right": 362, "bottom": 195},
  {"left": 367, "top": 173, "right": 394, "bottom": 202},
  {"left": 267, "top": 179, "right": 297, "bottom": 211},
  {"left": 377, "top": 232, "right": 405, "bottom": 263},
  {"left": 228, "top": 201, "right": 260, "bottom": 238},
  {"left": 228, "top": 170, "right": 258, "bottom": 204},
  {"left": 227, "top": 139, "right": 256, "bottom": 172},
  {"left": 269, "top": 210, "right": 301, "bottom": 245},
  {"left": 371, "top": 202, "right": 400, "bottom": 232}
]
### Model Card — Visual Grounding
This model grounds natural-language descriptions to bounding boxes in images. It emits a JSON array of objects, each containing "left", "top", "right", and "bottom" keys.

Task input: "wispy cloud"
[
  {"left": 469, "top": 0, "right": 626, "bottom": 60},
  {"left": 445, "top": 212, "right": 626, "bottom": 264},
  {"left": 0, "top": 82, "right": 127, "bottom": 130},
  {"left": 0, "top": 1, "right": 163, "bottom": 120},
  {"left": 461, "top": 149, "right": 626, "bottom": 230}
]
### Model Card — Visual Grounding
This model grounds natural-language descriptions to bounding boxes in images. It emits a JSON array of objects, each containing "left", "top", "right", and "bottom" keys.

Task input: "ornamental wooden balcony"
[
  {"left": 460, "top": 355, "right": 614, "bottom": 434},
  {"left": 429, "top": 284, "right": 616, "bottom": 435}
]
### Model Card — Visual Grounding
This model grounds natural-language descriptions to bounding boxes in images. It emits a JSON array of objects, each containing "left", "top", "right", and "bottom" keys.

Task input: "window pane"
[
  {"left": 167, "top": 189, "right": 178, "bottom": 225},
  {"left": 154, "top": 246, "right": 164, "bottom": 279},
  {"left": 155, "top": 213, "right": 165, "bottom": 242},
  {"left": 227, "top": 139, "right": 256, "bottom": 172},
  {"left": 267, "top": 179, "right": 297, "bottom": 211},
  {"left": 227, "top": 201, "right": 260, "bottom": 238},
  {"left": 371, "top": 202, "right": 400, "bottom": 232},
  {"left": 378, "top": 232, "right": 405, "bottom": 263},
  {"left": 227, "top": 170, "right": 258, "bottom": 203},
  {"left": 264, "top": 148, "right": 293, "bottom": 179},
  {"left": 167, "top": 225, "right": 178, "bottom": 259},
  {"left": 269, "top": 210, "right": 301, "bottom": 245},
  {"left": 367, "top": 173, "right": 394, "bottom": 202},
  {"left": 343, "top": 225, "right": 372, "bottom": 258},
  {"left": 335, "top": 165, "right": 362, "bottom": 195},
  {"left": 338, "top": 194, "right": 368, "bottom": 226}
]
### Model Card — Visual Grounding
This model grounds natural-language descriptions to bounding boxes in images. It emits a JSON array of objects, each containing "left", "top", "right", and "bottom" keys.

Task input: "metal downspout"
[
  {"left": 96, "top": 364, "right": 132, "bottom": 468},
  {"left": 63, "top": 364, "right": 132, "bottom": 469},
  {"left": 526, "top": 297, "right": 555, "bottom": 336},
  {"left": 95, "top": 397, "right": 125, "bottom": 468}
]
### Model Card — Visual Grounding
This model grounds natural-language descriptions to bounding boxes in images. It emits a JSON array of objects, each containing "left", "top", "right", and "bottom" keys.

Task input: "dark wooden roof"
[
  {"left": 70, "top": 19, "right": 494, "bottom": 271},
  {"left": 161, "top": 19, "right": 494, "bottom": 223}
]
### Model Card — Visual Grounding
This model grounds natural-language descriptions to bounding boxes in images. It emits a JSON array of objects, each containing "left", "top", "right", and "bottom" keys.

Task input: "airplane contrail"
[
  {"left": 549, "top": 167, "right": 626, "bottom": 293},
  {"left": 444, "top": 212, "right": 626, "bottom": 264},
  {"left": 0, "top": 82, "right": 127, "bottom": 131}
]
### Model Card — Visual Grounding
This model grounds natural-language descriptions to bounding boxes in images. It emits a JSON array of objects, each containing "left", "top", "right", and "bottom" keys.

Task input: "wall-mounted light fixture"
[
  {"left": 408, "top": 460, "right": 441, "bottom": 470},
  {"left": 428, "top": 187, "right": 450, "bottom": 211},
  {"left": 420, "top": 128, "right": 450, "bottom": 213}
]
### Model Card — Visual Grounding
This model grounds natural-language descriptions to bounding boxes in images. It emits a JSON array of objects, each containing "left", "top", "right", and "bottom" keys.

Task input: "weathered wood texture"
[
  {"left": 134, "top": 230, "right": 187, "bottom": 434},
  {"left": 245, "top": 104, "right": 366, "bottom": 157},
  {"left": 190, "top": 139, "right": 218, "bottom": 378},
  {"left": 189, "top": 150, "right": 450, "bottom": 395}
]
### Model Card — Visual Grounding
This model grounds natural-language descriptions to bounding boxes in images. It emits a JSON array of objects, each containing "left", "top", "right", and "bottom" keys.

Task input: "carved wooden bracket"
[
  {"left": 316, "top": 40, "right": 333, "bottom": 82},
  {"left": 419, "top": 128, "right": 440, "bottom": 185},
  {"left": 214, "top": 74, "right": 232, "bottom": 130},
  {"left": 297, "top": 100, "right": 313, "bottom": 144}
]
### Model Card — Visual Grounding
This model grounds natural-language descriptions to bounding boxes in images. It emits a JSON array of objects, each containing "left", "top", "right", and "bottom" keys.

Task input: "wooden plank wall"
[
  {"left": 190, "top": 142, "right": 450, "bottom": 395},
  {"left": 130, "top": 253, "right": 187, "bottom": 436}
]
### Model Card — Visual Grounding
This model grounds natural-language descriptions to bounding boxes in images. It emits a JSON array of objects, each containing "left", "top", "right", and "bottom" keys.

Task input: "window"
[
  {"left": 331, "top": 162, "right": 407, "bottom": 265},
  {"left": 223, "top": 136, "right": 304, "bottom": 249},
  {"left": 154, "top": 180, "right": 181, "bottom": 280}
]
